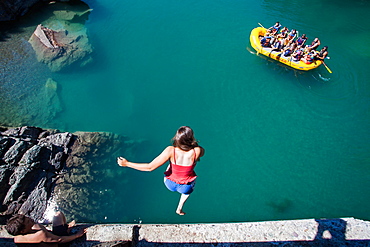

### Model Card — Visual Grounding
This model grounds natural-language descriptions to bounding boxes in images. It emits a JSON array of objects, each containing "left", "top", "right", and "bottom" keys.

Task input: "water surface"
[{"left": 1, "top": 0, "right": 369, "bottom": 224}]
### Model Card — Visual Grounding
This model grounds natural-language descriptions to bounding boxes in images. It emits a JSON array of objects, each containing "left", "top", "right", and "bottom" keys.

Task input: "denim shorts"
[{"left": 164, "top": 177, "right": 196, "bottom": 195}]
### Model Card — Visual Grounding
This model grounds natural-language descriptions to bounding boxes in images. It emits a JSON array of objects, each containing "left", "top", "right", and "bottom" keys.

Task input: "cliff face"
[
  {"left": 0, "top": 126, "right": 139, "bottom": 224},
  {"left": 0, "top": 0, "right": 89, "bottom": 22},
  {"left": 0, "top": 0, "right": 42, "bottom": 21}
]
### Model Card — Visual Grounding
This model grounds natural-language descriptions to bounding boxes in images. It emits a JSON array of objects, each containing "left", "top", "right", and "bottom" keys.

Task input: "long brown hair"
[
  {"left": 5, "top": 214, "right": 27, "bottom": 236},
  {"left": 172, "top": 126, "right": 198, "bottom": 151}
]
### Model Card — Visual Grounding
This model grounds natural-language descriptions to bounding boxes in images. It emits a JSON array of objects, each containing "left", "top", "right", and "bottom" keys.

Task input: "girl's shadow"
[{"left": 314, "top": 219, "right": 346, "bottom": 242}]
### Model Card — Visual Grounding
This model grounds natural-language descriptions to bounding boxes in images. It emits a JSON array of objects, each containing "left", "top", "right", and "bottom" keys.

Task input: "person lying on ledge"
[{"left": 5, "top": 211, "right": 86, "bottom": 247}]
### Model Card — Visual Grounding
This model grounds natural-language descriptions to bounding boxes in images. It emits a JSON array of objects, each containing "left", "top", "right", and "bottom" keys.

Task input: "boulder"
[
  {"left": 18, "top": 177, "right": 50, "bottom": 220},
  {"left": 4, "top": 145, "right": 49, "bottom": 207},
  {"left": 29, "top": 14, "right": 93, "bottom": 72},
  {"left": 2, "top": 139, "right": 29, "bottom": 167}
]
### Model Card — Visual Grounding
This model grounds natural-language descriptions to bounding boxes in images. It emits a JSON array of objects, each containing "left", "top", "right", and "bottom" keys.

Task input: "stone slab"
[
  {"left": 1, "top": 218, "right": 369, "bottom": 246},
  {"left": 137, "top": 218, "right": 370, "bottom": 244}
]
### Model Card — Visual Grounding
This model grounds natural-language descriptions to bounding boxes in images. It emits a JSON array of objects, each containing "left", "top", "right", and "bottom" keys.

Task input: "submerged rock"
[
  {"left": 29, "top": 22, "right": 93, "bottom": 72},
  {"left": 53, "top": 9, "right": 92, "bottom": 22},
  {"left": 0, "top": 126, "right": 139, "bottom": 224},
  {"left": 0, "top": 77, "right": 63, "bottom": 128},
  {"left": 0, "top": 1, "right": 92, "bottom": 127},
  {"left": 44, "top": 78, "right": 62, "bottom": 112},
  {"left": 21, "top": 1, "right": 94, "bottom": 72}
]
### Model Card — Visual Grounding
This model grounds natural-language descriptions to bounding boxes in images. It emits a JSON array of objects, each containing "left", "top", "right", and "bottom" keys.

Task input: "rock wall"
[
  {"left": 0, "top": 0, "right": 41, "bottom": 21},
  {"left": 0, "top": 126, "right": 138, "bottom": 225},
  {"left": 0, "top": 0, "right": 88, "bottom": 22}
]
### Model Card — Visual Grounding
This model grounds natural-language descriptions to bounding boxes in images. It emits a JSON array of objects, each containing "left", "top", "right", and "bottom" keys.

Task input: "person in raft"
[
  {"left": 315, "top": 46, "right": 329, "bottom": 60},
  {"left": 5, "top": 211, "right": 86, "bottom": 247},
  {"left": 117, "top": 126, "right": 205, "bottom": 215},
  {"left": 268, "top": 22, "right": 281, "bottom": 35}
]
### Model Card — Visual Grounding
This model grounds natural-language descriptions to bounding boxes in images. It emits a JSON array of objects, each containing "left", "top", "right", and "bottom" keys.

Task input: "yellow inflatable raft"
[{"left": 249, "top": 27, "right": 322, "bottom": 71}]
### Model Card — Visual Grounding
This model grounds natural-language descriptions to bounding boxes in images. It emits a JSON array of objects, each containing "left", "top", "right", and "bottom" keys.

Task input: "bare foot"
[
  {"left": 176, "top": 210, "right": 186, "bottom": 215},
  {"left": 66, "top": 220, "right": 76, "bottom": 234},
  {"left": 68, "top": 220, "right": 76, "bottom": 228}
]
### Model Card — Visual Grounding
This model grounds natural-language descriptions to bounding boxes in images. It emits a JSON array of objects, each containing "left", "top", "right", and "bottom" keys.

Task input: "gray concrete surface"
[{"left": 1, "top": 217, "right": 369, "bottom": 246}]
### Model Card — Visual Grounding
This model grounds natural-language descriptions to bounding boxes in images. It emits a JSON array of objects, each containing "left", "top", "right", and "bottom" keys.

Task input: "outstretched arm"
[
  {"left": 15, "top": 228, "right": 86, "bottom": 244},
  {"left": 117, "top": 146, "right": 172, "bottom": 172},
  {"left": 55, "top": 228, "right": 87, "bottom": 243},
  {"left": 41, "top": 228, "right": 86, "bottom": 243}
]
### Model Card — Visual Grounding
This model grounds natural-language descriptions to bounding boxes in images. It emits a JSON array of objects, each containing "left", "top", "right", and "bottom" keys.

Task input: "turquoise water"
[{"left": 1, "top": 0, "right": 370, "bottom": 224}]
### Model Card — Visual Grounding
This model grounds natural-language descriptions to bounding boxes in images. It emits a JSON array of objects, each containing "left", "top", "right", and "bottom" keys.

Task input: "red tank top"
[{"left": 164, "top": 148, "right": 197, "bottom": 184}]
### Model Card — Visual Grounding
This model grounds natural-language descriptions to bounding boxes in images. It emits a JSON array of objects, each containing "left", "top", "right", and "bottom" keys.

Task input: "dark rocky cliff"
[
  {"left": 0, "top": 126, "right": 139, "bottom": 224},
  {"left": 0, "top": 0, "right": 44, "bottom": 21}
]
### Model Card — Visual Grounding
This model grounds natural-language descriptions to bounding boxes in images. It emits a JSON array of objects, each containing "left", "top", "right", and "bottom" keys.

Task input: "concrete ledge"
[
  {"left": 1, "top": 218, "right": 370, "bottom": 246},
  {"left": 138, "top": 218, "right": 370, "bottom": 243}
]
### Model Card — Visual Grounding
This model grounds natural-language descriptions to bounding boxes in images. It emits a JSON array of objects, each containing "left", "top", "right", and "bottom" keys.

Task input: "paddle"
[
  {"left": 258, "top": 23, "right": 265, "bottom": 29},
  {"left": 322, "top": 61, "right": 332, "bottom": 73},
  {"left": 312, "top": 50, "right": 332, "bottom": 73}
]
